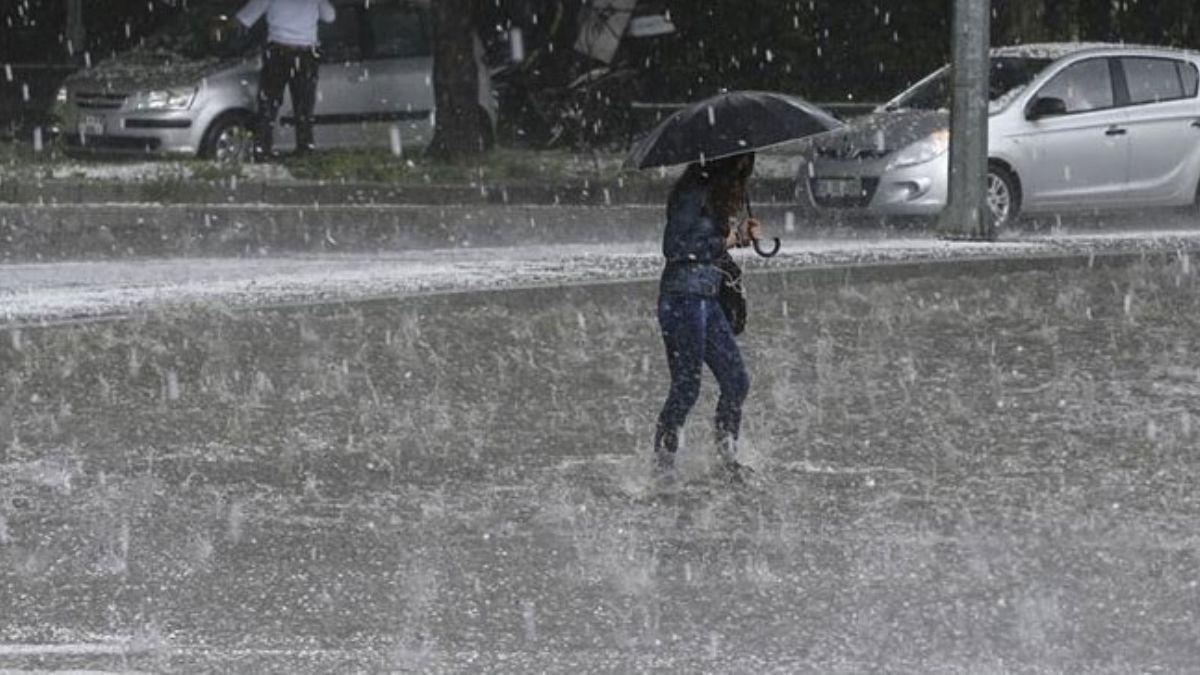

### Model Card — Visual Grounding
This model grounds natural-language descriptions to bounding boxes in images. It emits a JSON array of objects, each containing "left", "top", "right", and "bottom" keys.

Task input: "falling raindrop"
[
  {"left": 509, "top": 27, "right": 525, "bottom": 62},
  {"left": 227, "top": 500, "right": 245, "bottom": 543},
  {"left": 165, "top": 369, "right": 180, "bottom": 401},
  {"left": 785, "top": 211, "right": 795, "bottom": 232},
  {"left": 32, "top": 126, "right": 42, "bottom": 153},
  {"left": 389, "top": 126, "right": 403, "bottom": 157},
  {"left": 521, "top": 600, "right": 537, "bottom": 641},
  {"left": 3, "top": 64, "right": 11, "bottom": 82}
]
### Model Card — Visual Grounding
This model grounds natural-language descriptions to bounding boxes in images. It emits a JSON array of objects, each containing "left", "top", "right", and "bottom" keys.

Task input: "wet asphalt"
[{"left": 3, "top": 251, "right": 1200, "bottom": 671}]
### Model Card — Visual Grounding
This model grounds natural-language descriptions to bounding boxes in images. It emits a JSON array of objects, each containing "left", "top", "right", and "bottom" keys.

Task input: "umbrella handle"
[{"left": 753, "top": 237, "right": 781, "bottom": 258}]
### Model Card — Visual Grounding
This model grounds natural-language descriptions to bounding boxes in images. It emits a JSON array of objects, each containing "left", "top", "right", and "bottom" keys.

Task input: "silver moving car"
[
  {"left": 799, "top": 43, "right": 1200, "bottom": 228},
  {"left": 55, "top": 0, "right": 493, "bottom": 161}
]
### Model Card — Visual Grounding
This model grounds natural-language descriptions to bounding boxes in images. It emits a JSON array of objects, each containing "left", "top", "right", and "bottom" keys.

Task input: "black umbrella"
[
  {"left": 627, "top": 91, "right": 842, "bottom": 257},
  {"left": 625, "top": 90, "right": 843, "bottom": 170}
]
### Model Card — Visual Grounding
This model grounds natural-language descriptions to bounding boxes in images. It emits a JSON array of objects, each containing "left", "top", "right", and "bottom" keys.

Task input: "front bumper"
[
  {"left": 799, "top": 154, "right": 949, "bottom": 217},
  {"left": 57, "top": 102, "right": 202, "bottom": 156}
]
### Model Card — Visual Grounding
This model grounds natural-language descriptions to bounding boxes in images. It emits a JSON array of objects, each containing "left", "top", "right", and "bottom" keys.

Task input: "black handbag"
[{"left": 716, "top": 255, "right": 747, "bottom": 335}]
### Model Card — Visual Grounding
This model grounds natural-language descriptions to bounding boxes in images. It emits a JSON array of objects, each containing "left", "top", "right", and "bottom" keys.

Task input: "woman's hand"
[
  {"left": 744, "top": 218, "right": 763, "bottom": 243},
  {"left": 727, "top": 218, "right": 764, "bottom": 249}
]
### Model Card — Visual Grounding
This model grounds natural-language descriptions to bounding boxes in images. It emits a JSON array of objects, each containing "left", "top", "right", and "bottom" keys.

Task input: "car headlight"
[
  {"left": 887, "top": 129, "right": 950, "bottom": 170},
  {"left": 130, "top": 87, "right": 197, "bottom": 111}
]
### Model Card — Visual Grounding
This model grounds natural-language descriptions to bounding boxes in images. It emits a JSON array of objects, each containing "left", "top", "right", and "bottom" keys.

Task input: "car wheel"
[
  {"left": 986, "top": 164, "right": 1021, "bottom": 231},
  {"left": 200, "top": 113, "right": 254, "bottom": 163}
]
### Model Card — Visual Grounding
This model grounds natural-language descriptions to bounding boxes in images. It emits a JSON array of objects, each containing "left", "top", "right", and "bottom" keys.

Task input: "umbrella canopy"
[{"left": 626, "top": 90, "right": 844, "bottom": 170}]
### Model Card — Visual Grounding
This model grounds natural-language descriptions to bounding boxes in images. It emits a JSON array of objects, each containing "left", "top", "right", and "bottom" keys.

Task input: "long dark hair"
[{"left": 668, "top": 153, "right": 755, "bottom": 232}]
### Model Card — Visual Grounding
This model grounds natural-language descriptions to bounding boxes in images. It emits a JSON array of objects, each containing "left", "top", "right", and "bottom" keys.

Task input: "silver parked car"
[
  {"left": 55, "top": 0, "right": 494, "bottom": 161},
  {"left": 799, "top": 43, "right": 1200, "bottom": 228}
]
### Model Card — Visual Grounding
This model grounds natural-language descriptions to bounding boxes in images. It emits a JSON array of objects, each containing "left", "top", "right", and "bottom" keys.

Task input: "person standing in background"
[{"left": 235, "top": 0, "right": 336, "bottom": 160}]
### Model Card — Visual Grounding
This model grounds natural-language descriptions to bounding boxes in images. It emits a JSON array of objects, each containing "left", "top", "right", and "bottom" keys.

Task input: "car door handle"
[
  {"left": 1105, "top": 127, "right": 1127, "bottom": 136},
  {"left": 1191, "top": 120, "right": 1200, "bottom": 129}
]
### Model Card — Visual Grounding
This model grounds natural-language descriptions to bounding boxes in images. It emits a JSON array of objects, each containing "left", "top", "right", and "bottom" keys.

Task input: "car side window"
[
  {"left": 318, "top": 6, "right": 364, "bottom": 62},
  {"left": 367, "top": 4, "right": 431, "bottom": 59},
  {"left": 1037, "top": 58, "right": 1114, "bottom": 114},
  {"left": 1180, "top": 61, "right": 1200, "bottom": 97},
  {"left": 1122, "top": 57, "right": 1189, "bottom": 104}
]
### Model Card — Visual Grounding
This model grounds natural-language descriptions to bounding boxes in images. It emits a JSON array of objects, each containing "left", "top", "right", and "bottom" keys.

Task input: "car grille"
[
  {"left": 810, "top": 177, "right": 880, "bottom": 208},
  {"left": 815, "top": 145, "right": 890, "bottom": 161},
  {"left": 74, "top": 91, "right": 127, "bottom": 110}
]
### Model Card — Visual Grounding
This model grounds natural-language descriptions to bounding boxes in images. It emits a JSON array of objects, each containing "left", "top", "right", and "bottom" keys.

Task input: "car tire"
[
  {"left": 986, "top": 163, "right": 1021, "bottom": 231},
  {"left": 200, "top": 112, "right": 254, "bottom": 163}
]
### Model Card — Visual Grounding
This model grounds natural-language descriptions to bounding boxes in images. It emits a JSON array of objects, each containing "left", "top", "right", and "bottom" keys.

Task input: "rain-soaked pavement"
[{"left": 4, "top": 243, "right": 1200, "bottom": 672}]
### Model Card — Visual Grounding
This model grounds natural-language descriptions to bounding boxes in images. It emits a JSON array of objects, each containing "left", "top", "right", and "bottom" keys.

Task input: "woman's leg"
[
  {"left": 655, "top": 294, "right": 707, "bottom": 464},
  {"left": 703, "top": 299, "right": 750, "bottom": 463}
]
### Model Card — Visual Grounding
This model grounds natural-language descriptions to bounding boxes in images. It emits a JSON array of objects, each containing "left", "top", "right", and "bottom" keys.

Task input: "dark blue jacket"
[{"left": 659, "top": 183, "right": 729, "bottom": 298}]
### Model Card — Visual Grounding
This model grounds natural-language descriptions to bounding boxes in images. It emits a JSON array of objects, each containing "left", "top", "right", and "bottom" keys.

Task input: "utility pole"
[{"left": 938, "top": 0, "right": 992, "bottom": 240}]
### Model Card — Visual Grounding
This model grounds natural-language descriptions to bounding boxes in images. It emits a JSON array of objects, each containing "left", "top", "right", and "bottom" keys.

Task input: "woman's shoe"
[
  {"left": 722, "top": 460, "right": 754, "bottom": 485},
  {"left": 653, "top": 425, "right": 678, "bottom": 478}
]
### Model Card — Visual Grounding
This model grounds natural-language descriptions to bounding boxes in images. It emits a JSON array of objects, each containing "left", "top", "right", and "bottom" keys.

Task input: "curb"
[
  {"left": 0, "top": 176, "right": 800, "bottom": 207},
  {"left": 0, "top": 202, "right": 808, "bottom": 261}
]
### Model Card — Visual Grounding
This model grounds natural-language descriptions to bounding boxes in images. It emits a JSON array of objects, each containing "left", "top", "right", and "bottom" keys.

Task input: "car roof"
[
  {"left": 990, "top": 42, "right": 1196, "bottom": 61},
  {"left": 334, "top": 0, "right": 429, "bottom": 6}
]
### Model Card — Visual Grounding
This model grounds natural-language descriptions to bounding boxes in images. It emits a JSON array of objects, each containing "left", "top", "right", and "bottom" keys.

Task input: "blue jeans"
[{"left": 656, "top": 294, "right": 750, "bottom": 442}]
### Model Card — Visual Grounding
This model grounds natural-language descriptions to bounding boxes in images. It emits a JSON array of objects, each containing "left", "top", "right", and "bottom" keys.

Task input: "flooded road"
[{"left": 3, "top": 255, "right": 1200, "bottom": 671}]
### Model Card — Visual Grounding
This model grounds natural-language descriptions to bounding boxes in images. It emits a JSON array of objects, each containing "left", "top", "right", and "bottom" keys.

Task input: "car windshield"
[{"left": 887, "top": 57, "right": 1053, "bottom": 113}]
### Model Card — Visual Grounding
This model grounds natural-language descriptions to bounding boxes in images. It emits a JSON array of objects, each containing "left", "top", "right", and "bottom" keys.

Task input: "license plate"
[
  {"left": 814, "top": 178, "right": 862, "bottom": 198},
  {"left": 80, "top": 115, "right": 105, "bottom": 137}
]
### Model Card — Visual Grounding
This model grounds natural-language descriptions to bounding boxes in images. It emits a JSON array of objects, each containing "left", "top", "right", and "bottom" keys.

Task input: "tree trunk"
[
  {"left": 428, "top": 0, "right": 488, "bottom": 161},
  {"left": 939, "top": 0, "right": 991, "bottom": 239}
]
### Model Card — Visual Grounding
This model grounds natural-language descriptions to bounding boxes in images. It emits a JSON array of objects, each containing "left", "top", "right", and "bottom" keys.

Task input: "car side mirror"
[{"left": 1026, "top": 96, "right": 1068, "bottom": 120}]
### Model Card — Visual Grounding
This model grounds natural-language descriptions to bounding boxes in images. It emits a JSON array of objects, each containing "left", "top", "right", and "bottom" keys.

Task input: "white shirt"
[{"left": 236, "top": 0, "right": 336, "bottom": 48}]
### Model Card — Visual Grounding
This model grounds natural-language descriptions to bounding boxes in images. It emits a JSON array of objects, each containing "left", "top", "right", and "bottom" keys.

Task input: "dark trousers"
[
  {"left": 255, "top": 43, "right": 319, "bottom": 157},
  {"left": 656, "top": 294, "right": 750, "bottom": 443}
]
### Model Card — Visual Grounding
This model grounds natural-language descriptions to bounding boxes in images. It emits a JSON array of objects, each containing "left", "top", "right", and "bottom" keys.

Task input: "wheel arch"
[
  {"left": 199, "top": 108, "right": 256, "bottom": 158},
  {"left": 987, "top": 157, "right": 1023, "bottom": 203}
]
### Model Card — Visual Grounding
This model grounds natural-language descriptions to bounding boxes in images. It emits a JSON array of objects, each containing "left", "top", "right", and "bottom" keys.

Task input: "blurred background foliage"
[{"left": 2, "top": 0, "right": 1199, "bottom": 144}]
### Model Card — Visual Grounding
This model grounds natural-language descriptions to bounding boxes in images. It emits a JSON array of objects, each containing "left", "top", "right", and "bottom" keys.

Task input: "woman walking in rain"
[{"left": 653, "top": 152, "right": 763, "bottom": 484}]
